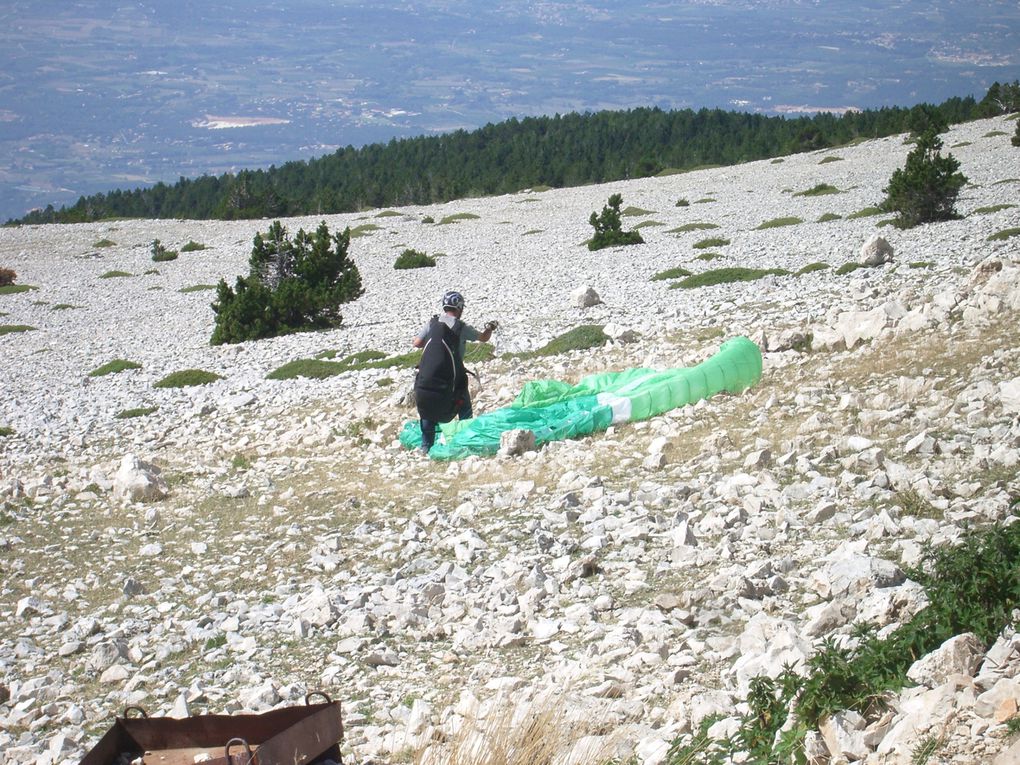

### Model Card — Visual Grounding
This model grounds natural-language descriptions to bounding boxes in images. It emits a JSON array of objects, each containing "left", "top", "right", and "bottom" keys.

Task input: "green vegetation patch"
[
  {"left": 0, "top": 324, "right": 36, "bottom": 335},
  {"left": 973, "top": 204, "right": 1016, "bottom": 214},
  {"left": 90, "top": 359, "right": 142, "bottom": 377},
  {"left": 394, "top": 249, "right": 436, "bottom": 269},
  {"left": 693, "top": 197, "right": 716, "bottom": 204},
  {"left": 672, "top": 267, "right": 790, "bottom": 289},
  {"left": 621, "top": 206, "right": 655, "bottom": 217},
  {"left": 952, "top": 141, "right": 973, "bottom": 148},
  {"left": 756, "top": 216, "right": 803, "bottom": 230},
  {"left": 668, "top": 222, "right": 720, "bottom": 233},
  {"left": 99, "top": 270, "right": 132, "bottom": 279},
  {"left": 439, "top": 212, "right": 480, "bottom": 225},
  {"left": 180, "top": 284, "right": 217, "bottom": 293},
  {"left": 836, "top": 262, "right": 865, "bottom": 275},
  {"left": 794, "top": 183, "right": 840, "bottom": 197},
  {"left": 349, "top": 223, "right": 381, "bottom": 237},
  {"left": 651, "top": 266, "right": 693, "bottom": 282},
  {"left": 695, "top": 252, "right": 724, "bottom": 262},
  {"left": 315, "top": 349, "right": 387, "bottom": 363},
  {"left": 818, "top": 156, "right": 843, "bottom": 164},
  {"left": 93, "top": 238, "right": 117, "bottom": 248},
  {"left": 51, "top": 303, "right": 78, "bottom": 311},
  {"left": 692, "top": 236, "right": 730, "bottom": 249},
  {"left": 796, "top": 262, "right": 830, "bottom": 275},
  {"left": 115, "top": 406, "right": 159, "bottom": 420},
  {"left": 0, "top": 426, "right": 14, "bottom": 437},
  {"left": 0, "top": 284, "right": 38, "bottom": 295},
  {"left": 154, "top": 369, "right": 223, "bottom": 388},
  {"left": 375, "top": 210, "right": 402, "bottom": 217},
  {"left": 909, "top": 261, "right": 934, "bottom": 269},
  {"left": 988, "top": 227, "right": 1020, "bottom": 241},
  {"left": 180, "top": 241, "right": 208, "bottom": 252},
  {"left": 524, "top": 229, "right": 543, "bottom": 236},
  {"left": 151, "top": 240, "right": 178, "bottom": 262},
  {"left": 847, "top": 206, "right": 884, "bottom": 219},
  {"left": 985, "top": 130, "right": 1008, "bottom": 138},
  {"left": 632, "top": 220, "right": 664, "bottom": 229},
  {"left": 509, "top": 325, "right": 609, "bottom": 360},
  {"left": 817, "top": 212, "right": 843, "bottom": 223}
]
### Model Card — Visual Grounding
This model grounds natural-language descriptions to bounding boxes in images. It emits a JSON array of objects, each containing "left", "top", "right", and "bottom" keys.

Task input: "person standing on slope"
[{"left": 412, "top": 290, "right": 497, "bottom": 454}]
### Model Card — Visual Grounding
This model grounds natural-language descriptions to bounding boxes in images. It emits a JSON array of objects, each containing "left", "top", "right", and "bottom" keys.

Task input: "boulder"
[
  {"left": 572, "top": 285, "right": 602, "bottom": 308},
  {"left": 499, "top": 429, "right": 537, "bottom": 457},
  {"left": 906, "top": 633, "right": 985, "bottom": 688},
  {"left": 859, "top": 234, "right": 894, "bottom": 267},
  {"left": 112, "top": 454, "right": 168, "bottom": 503}
]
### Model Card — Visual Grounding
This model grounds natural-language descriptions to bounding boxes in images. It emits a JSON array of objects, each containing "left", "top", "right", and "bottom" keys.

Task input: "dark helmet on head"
[{"left": 442, "top": 290, "right": 465, "bottom": 311}]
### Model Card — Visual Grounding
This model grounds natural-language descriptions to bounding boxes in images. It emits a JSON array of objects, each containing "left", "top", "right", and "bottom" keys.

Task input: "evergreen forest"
[{"left": 8, "top": 83, "right": 1019, "bottom": 226}]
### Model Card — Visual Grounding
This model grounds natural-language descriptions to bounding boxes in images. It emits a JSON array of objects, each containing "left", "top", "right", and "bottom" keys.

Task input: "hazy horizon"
[{"left": 2, "top": 0, "right": 1019, "bottom": 221}]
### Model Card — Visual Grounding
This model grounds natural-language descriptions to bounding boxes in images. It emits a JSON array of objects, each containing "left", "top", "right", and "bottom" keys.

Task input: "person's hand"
[{"left": 484, "top": 320, "right": 498, "bottom": 332}]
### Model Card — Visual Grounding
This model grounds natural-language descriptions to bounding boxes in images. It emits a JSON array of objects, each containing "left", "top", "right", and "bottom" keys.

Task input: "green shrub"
[
  {"left": 154, "top": 369, "right": 223, "bottom": 388},
  {"left": 421, "top": 216, "right": 435, "bottom": 224},
  {"left": 818, "top": 156, "right": 843, "bottom": 164},
  {"left": 692, "top": 236, "right": 730, "bottom": 249},
  {"left": 180, "top": 284, "right": 217, "bottom": 293},
  {"left": 668, "top": 222, "right": 719, "bottom": 233},
  {"left": 267, "top": 347, "right": 430, "bottom": 380},
  {"left": 0, "top": 426, "right": 14, "bottom": 436},
  {"left": 315, "top": 349, "right": 387, "bottom": 363},
  {"left": 587, "top": 194, "right": 644, "bottom": 251},
  {"left": 0, "top": 324, "right": 36, "bottom": 335},
  {"left": 836, "top": 262, "right": 865, "bottom": 275},
  {"left": 695, "top": 252, "right": 724, "bottom": 262},
  {"left": 90, "top": 359, "right": 141, "bottom": 377},
  {"left": 180, "top": 240, "right": 208, "bottom": 252},
  {"left": 796, "top": 262, "right": 830, "bottom": 275},
  {"left": 0, "top": 284, "right": 36, "bottom": 295},
  {"left": 524, "top": 229, "right": 543, "bottom": 236},
  {"left": 51, "top": 303, "right": 77, "bottom": 311},
  {"left": 818, "top": 212, "right": 843, "bottom": 222},
  {"left": 151, "top": 239, "right": 178, "bottom": 262},
  {"left": 882, "top": 129, "right": 967, "bottom": 228},
  {"left": 394, "top": 249, "right": 436, "bottom": 269},
  {"left": 99, "top": 270, "right": 132, "bottom": 279},
  {"left": 349, "top": 223, "right": 381, "bottom": 237},
  {"left": 973, "top": 204, "right": 1016, "bottom": 214},
  {"left": 675, "top": 198, "right": 690, "bottom": 207},
  {"left": 510, "top": 325, "right": 609, "bottom": 359},
  {"left": 771, "top": 158, "right": 784, "bottom": 164},
  {"left": 672, "top": 267, "right": 790, "bottom": 289},
  {"left": 988, "top": 227, "right": 1020, "bottom": 241},
  {"left": 439, "top": 212, "right": 480, "bottom": 224},
  {"left": 952, "top": 141, "right": 972, "bottom": 148},
  {"left": 795, "top": 183, "right": 840, "bottom": 197},
  {"left": 985, "top": 131, "right": 1008, "bottom": 138},
  {"left": 144, "top": 269, "right": 160, "bottom": 276},
  {"left": 93, "top": 238, "right": 116, "bottom": 248},
  {"left": 621, "top": 206, "right": 654, "bottom": 216},
  {"left": 847, "top": 206, "right": 884, "bottom": 219},
  {"left": 211, "top": 220, "right": 363, "bottom": 345},
  {"left": 115, "top": 406, "right": 158, "bottom": 420},
  {"left": 375, "top": 210, "right": 402, "bottom": 217},
  {"left": 651, "top": 267, "right": 693, "bottom": 282},
  {"left": 756, "top": 217, "right": 803, "bottom": 230}
]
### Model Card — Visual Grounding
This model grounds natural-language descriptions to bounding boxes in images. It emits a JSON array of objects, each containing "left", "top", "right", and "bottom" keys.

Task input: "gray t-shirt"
[{"left": 417, "top": 314, "right": 480, "bottom": 359}]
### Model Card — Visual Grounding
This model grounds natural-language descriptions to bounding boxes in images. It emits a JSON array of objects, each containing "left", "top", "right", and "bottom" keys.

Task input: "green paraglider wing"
[{"left": 400, "top": 336, "right": 763, "bottom": 460}]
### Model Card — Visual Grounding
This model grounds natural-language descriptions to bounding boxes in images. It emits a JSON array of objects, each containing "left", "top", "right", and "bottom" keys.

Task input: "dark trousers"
[{"left": 420, "top": 394, "right": 473, "bottom": 452}]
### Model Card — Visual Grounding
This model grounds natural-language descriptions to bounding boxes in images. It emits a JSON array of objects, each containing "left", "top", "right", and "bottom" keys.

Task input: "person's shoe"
[{"left": 418, "top": 445, "right": 431, "bottom": 456}]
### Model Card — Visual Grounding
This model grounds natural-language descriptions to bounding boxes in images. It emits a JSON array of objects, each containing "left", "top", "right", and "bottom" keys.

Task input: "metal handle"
[
  {"left": 123, "top": 706, "right": 149, "bottom": 718},
  {"left": 305, "top": 690, "right": 333, "bottom": 705},
  {"left": 225, "top": 737, "right": 254, "bottom": 764}
]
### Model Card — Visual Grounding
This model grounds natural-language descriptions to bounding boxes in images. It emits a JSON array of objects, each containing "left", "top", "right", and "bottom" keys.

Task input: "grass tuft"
[
  {"left": 796, "top": 262, "right": 830, "bottom": 275},
  {"left": 99, "top": 270, "right": 132, "bottom": 279},
  {"left": 795, "top": 183, "right": 840, "bottom": 197},
  {"left": 0, "top": 324, "right": 36, "bottom": 335},
  {"left": 180, "top": 240, "right": 208, "bottom": 252},
  {"left": 668, "top": 222, "right": 720, "bottom": 233},
  {"left": 693, "top": 236, "right": 730, "bottom": 249},
  {"left": 818, "top": 155, "right": 843, "bottom": 164},
  {"left": 89, "top": 359, "right": 142, "bottom": 377},
  {"left": 672, "top": 267, "right": 790, "bottom": 289},
  {"left": 756, "top": 216, "right": 803, "bottom": 230},
  {"left": 509, "top": 325, "right": 609, "bottom": 360},
  {"left": 93, "top": 238, "right": 116, "bottom": 248},
  {"left": 115, "top": 406, "right": 159, "bottom": 420},
  {"left": 651, "top": 266, "right": 693, "bottom": 282},
  {"left": 695, "top": 252, "right": 724, "bottom": 262},
  {"left": 154, "top": 369, "right": 222, "bottom": 388},
  {"left": 439, "top": 212, "right": 481, "bottom": 224},
  {"left": 394, "top": 249, "right": 436, "bottom": 269},
  {"left": 0, "top": 284, "right": 38, "bottom": 295},
  {"left": 836, "top": 262, "right": 865, "bottom": 275},
  {"left": 988, "top": 227, "right": 1020, "bottom": 242},
  {"left": 847, "top": 206, "right": 884, "bottom": 219},
  {"left": 818, "top": 212, "right": 843, "bottom": 223},
  {"left": 621, "top": 206, "right": 655, "bottom": 216},
  {"left": 179, "top": 284, "right": 217, "bottom": 293},
  {"left": 349, "top": 223, "right": 381, "bottom": 237}
]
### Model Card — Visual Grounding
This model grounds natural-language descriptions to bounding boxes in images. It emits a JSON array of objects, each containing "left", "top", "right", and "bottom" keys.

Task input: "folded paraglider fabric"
[{"left": 400, "top": 335, "right": 763, "bottom": 460}]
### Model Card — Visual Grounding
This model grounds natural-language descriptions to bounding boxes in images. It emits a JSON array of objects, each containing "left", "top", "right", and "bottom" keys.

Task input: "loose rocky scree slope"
[{"left": 1, "top": 116, "right": 1020, "bottom": 764}]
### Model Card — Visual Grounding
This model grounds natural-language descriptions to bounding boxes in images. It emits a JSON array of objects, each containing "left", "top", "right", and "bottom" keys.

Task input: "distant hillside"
[{"left": 8, "top": 84, "right": 1016, "bottom": 226}]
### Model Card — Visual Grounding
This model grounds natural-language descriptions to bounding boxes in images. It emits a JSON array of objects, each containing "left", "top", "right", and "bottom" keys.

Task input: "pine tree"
[
  {"left": 1012, "top": 120, "right": 1020, "bottom": 148},
  {"left": 587, "top": 194, "right": 644, "bottom": 251},
  {"left": 882, "top": 129, "right": 967, "bottom": 229}
]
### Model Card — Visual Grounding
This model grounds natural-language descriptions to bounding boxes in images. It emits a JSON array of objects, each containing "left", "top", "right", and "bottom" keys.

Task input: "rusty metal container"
[{"left": 79, "top": 693, "right": 343, "bottom": 765}]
